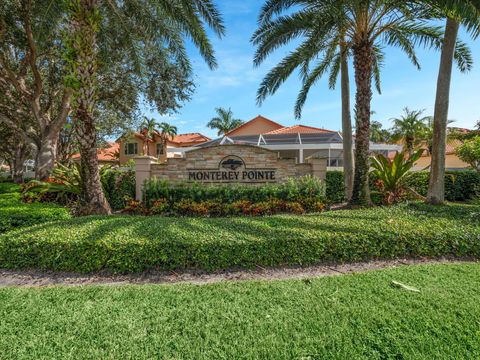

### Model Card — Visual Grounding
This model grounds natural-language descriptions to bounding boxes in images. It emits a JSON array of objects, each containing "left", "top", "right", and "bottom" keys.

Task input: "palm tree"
[
  {"left": 139, "top": 117, "right": 158, "bottom": 156},
  {"left": 424, "top": 0, "right": 480, "bottom": 205},
  {"left": 207, "top": 107, "right": 244, "bottom": 136},
  {"left": 370, "top": 121, "right": 391, "bottom": 143},
  {"left": 252, "top": 0, "right": 468, "bottom": 206},
  {"left": 158, "top": 122, "right": 178, "bottom": 153},
  {"left": 65, "top": 0, "right": 224, "bottom": 215},
  {"left": 390, "top": 108, "right": 429, "bottom": 156}
]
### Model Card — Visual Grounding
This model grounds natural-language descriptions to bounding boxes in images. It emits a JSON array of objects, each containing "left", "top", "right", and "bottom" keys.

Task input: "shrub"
[
  {"left": 404, "top": 170, "right": 480, "bottom": 202},
  {"left": 102, "top": 169, "right": 136, "bottom": 210},
  {"left": 326, "top": 170, "right": 480, "bottom": 203},
  {"left": 325, "top": 171, "right": 345, "bottom": 204},
  {"left": 370, "top": 150, "right": 423, "bottom": 205},
  {"left": 0, "top": 203, "right": 478, "bottom": 273},
  {"left": 142, "top": 176, "right": 327, "bottom": 216},
  {"left": 0, "top": 184, "right": 71, "bottom": 234}
]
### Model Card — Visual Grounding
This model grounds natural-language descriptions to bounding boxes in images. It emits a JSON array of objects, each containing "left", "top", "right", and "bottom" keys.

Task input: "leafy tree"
[
  {"left": 456, "top": 136, "right": 480, "bottom": 171},
  {"left": 424, "top": 0, "right": 480, "bottom": 204},
  {"left": 390, "top": 108, "right": 429, "bottom": 155},
  {"left": 207, "top": 107, "right": 244, "bottom": 136},
  {"left": 252, "top": 0, "right": 469, "bottom": 206},
  {"left": 64, "top": 0, "right": 224, "bottom": 215},
  {"left": 0, "top": 0, "right": 72, "bottom": 179}
]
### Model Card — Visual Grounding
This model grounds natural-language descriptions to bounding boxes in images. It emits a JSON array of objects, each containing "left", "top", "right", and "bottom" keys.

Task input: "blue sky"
[{"left": 144, "top": 0, "right": 480, "bottom": 138}]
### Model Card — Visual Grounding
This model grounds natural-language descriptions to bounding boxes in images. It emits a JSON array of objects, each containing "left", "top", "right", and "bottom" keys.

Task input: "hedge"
[
  {"left": 0, "top": 183, "right": 71, "bottom": 234},
  {"left": 325, "top": 170, "right": 480, "bottom": 203},
  {"left": 143, "top": 175, "right": 327, "bottom": 209},
  {"left": 0, "top": 202, "right": 478, "bottom": 273},
  {"left": 102, "top": 169, "right": 136, "bottom": 210}
]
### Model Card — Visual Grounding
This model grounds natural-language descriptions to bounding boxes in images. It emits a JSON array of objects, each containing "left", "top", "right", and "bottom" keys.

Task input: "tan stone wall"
[
  {"left": 150, "top": 145, "right": 314, "bottom": 183},
  {"left": 135, "top": 145, "right": 327, "bottom": 199}
]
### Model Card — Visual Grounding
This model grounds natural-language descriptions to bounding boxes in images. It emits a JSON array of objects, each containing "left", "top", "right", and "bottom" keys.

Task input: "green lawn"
[{"left": 0, "top": 263, "right": 479, "bottom": 359}]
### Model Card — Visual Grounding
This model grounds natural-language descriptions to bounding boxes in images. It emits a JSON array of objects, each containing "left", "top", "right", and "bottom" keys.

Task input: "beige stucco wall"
[
  {"left": 227, "top": 118, "right": 282, "bottom": 136},
  {"left": 119, "top": 139, "right": 167, "bottom": 165},
  {"left": 413, "top": 154, "right": 470, "bottom": 171}
]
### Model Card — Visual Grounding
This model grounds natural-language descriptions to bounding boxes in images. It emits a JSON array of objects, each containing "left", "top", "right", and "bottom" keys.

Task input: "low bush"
[
  {"left": 0, "top": 202, "right": 478, "bottom": 273},
  {"left": 141, "top": 176, "right": 327, "bottom": 216},
  {"left": 0, "top": 184, "right": 71, "bottom": 234}
]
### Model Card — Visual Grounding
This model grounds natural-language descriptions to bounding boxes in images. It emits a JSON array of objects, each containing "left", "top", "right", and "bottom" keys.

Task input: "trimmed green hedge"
[
  {"left": 0, "top": 183, "right": 71, "bottom": 234},
  {"left": 326, "top": 170, "right": 480, "bottom": 203},
  {"left": 0, "top": 202, "right": 478, "bottom": 273}
]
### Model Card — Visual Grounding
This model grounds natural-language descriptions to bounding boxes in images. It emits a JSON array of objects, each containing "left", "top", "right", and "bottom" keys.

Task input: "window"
[
  {"left": 124, "top": 143, "right": 138, "bottom": 156},
  {"left": 156, "top": 142, "right": 165, "bottom": 156}
]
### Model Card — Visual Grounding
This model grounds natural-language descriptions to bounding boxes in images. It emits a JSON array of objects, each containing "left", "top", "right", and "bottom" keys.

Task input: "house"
[
  {"left": 413, "top": 139, "right": 470, "bottom": 171},
  {"left": 118, "top": 131, "right": 211, "bottom": 165},
  {"left": 171, "top": 115, "right": 400, "bottom": 168},
  {"left": 71, "top": 142, "right": 120, "bottom": 165}
]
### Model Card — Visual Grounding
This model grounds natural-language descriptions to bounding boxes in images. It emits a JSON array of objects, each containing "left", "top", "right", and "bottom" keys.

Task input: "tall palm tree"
[
  {"left": 158, "top": 122, "right": 178, "bottom": 152},
  {"left": 65, "top": 0, "right": 224, "bottom": 215},
  {"left": 390, "top": 108, "right": 429, "bottom": 156},
  {"left": 139, "top": 117, "right": 159, "bottom": 156},
  {"left": 253, "top": 0, "right": 468, "bottom": 206},
  {"left": 423, "top": 0, "right": 480, "bottom": 205},
  {"left": 207, "top": 107, "right": 244, "bottom": 136}
]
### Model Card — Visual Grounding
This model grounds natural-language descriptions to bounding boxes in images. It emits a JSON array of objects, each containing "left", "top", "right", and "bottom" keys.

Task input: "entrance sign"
[
  {"left": 134, "top": 144, "right": 326, "bottom": 199},
  {"left": 188, "top": 155, "right": 277, "bottom": 183}
]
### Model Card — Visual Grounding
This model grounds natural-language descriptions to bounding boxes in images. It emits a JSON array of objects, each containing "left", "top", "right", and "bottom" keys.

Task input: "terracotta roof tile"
[
  {"left": 72, "top": 142, "right": 119, "bottom": 162},
  {"left": 225, "top": 115, "right": 283, "bottom": 136},
  {"left": 265, "top": 125, "right": 336, "bottom": 135}
]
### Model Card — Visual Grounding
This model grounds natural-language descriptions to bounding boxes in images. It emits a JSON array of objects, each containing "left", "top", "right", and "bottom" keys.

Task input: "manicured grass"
[
  {"left": 0, "top": 263, "right": 479, "bottom": 359},
  {"left": 0, "top": 201, "right": 479, "bottom": 273},
  {"left": 0, "top": 183, "right": 71, "bottom": 234}
]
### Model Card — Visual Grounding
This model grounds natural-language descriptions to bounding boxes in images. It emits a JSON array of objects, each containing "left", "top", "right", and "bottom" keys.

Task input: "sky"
[{"left": 143, "top": 0, "right": 480, "bottom": 139}]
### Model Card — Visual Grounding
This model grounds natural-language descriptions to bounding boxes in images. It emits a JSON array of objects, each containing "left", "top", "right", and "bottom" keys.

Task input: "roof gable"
[
  {"left": 265, "top": 125, "right": 336, "bottom": 135},
  {"left": 225, "top": 115, "right": 283, "bottom": 136}
]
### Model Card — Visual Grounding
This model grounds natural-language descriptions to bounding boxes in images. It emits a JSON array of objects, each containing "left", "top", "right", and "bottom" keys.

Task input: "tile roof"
[
  {"left": 225, "top": 115, "right": 283, "bottom": 136},
  {"left": 265, "top": 124, "right": 336, "bottom": 135},
  {"left": 170, "top": 133, "right": 211, "bottom": 145},
  {"left": 72, "top": 142, "right": 119, "bottom": 162}
]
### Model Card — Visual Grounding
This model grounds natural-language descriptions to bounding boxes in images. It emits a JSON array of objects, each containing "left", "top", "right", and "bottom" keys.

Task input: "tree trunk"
[
  {"left": 13, "top": 144, "right": 27, "bottom": 184},
  {"left": 350, "top": 41, "right": 373, "bottom": 206},
  {"left": 70, "top": 0, "right": 111, "bottom": 215},
  {"left": 340, "top": 45, "right": 354, "bottom": 201},
  {"left": 427, "top": 17, "right": 459, "bottom": 205},
  {"left": 35, "top": 130, "right": 59, "bottom": 180}
]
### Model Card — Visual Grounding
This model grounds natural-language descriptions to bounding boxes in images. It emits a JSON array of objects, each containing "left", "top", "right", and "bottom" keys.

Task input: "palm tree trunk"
[
  {"left": 340, "top": 45, "right": 354, "bottom": 201},
  {"left": 350, "top": 41, "right": 373, "bottom": 206},
  {"left": 427, "top": 17, "right": 459, "bottom": 205},
  {"left": 70, "top": 0, "right": 111, "bottom": 215}
]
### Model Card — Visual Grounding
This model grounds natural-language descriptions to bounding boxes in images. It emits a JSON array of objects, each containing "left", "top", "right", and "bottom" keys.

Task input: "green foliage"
[
  {"left": 101, "top": 169, "right": 136, "bottom": 210},
  {"left": 325, "top": 171, "right": 346, "bottom": 203},
  {"left": 207, "top": 107, "right": 244, "bottom": 135},
  {"left": 404, "top": 170, "right": 480, "bottom": 202},
  {"left": 142, "top": 176, "right": 327, "bottom": 215},
  {"left": 0, "top": 203, "right": 478, "bottom": 273},
  {"left": 0, "top": 183, "right": 70, "bottom": 234},
  {"left": 370, "top": 150, "right": 424, "bottom": 204},
  {"left": 455, "top": 136, "right": 480, "bottom": 171},
  {"left": 326, "top": 170, "right": 480, "bottom": 203}
]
